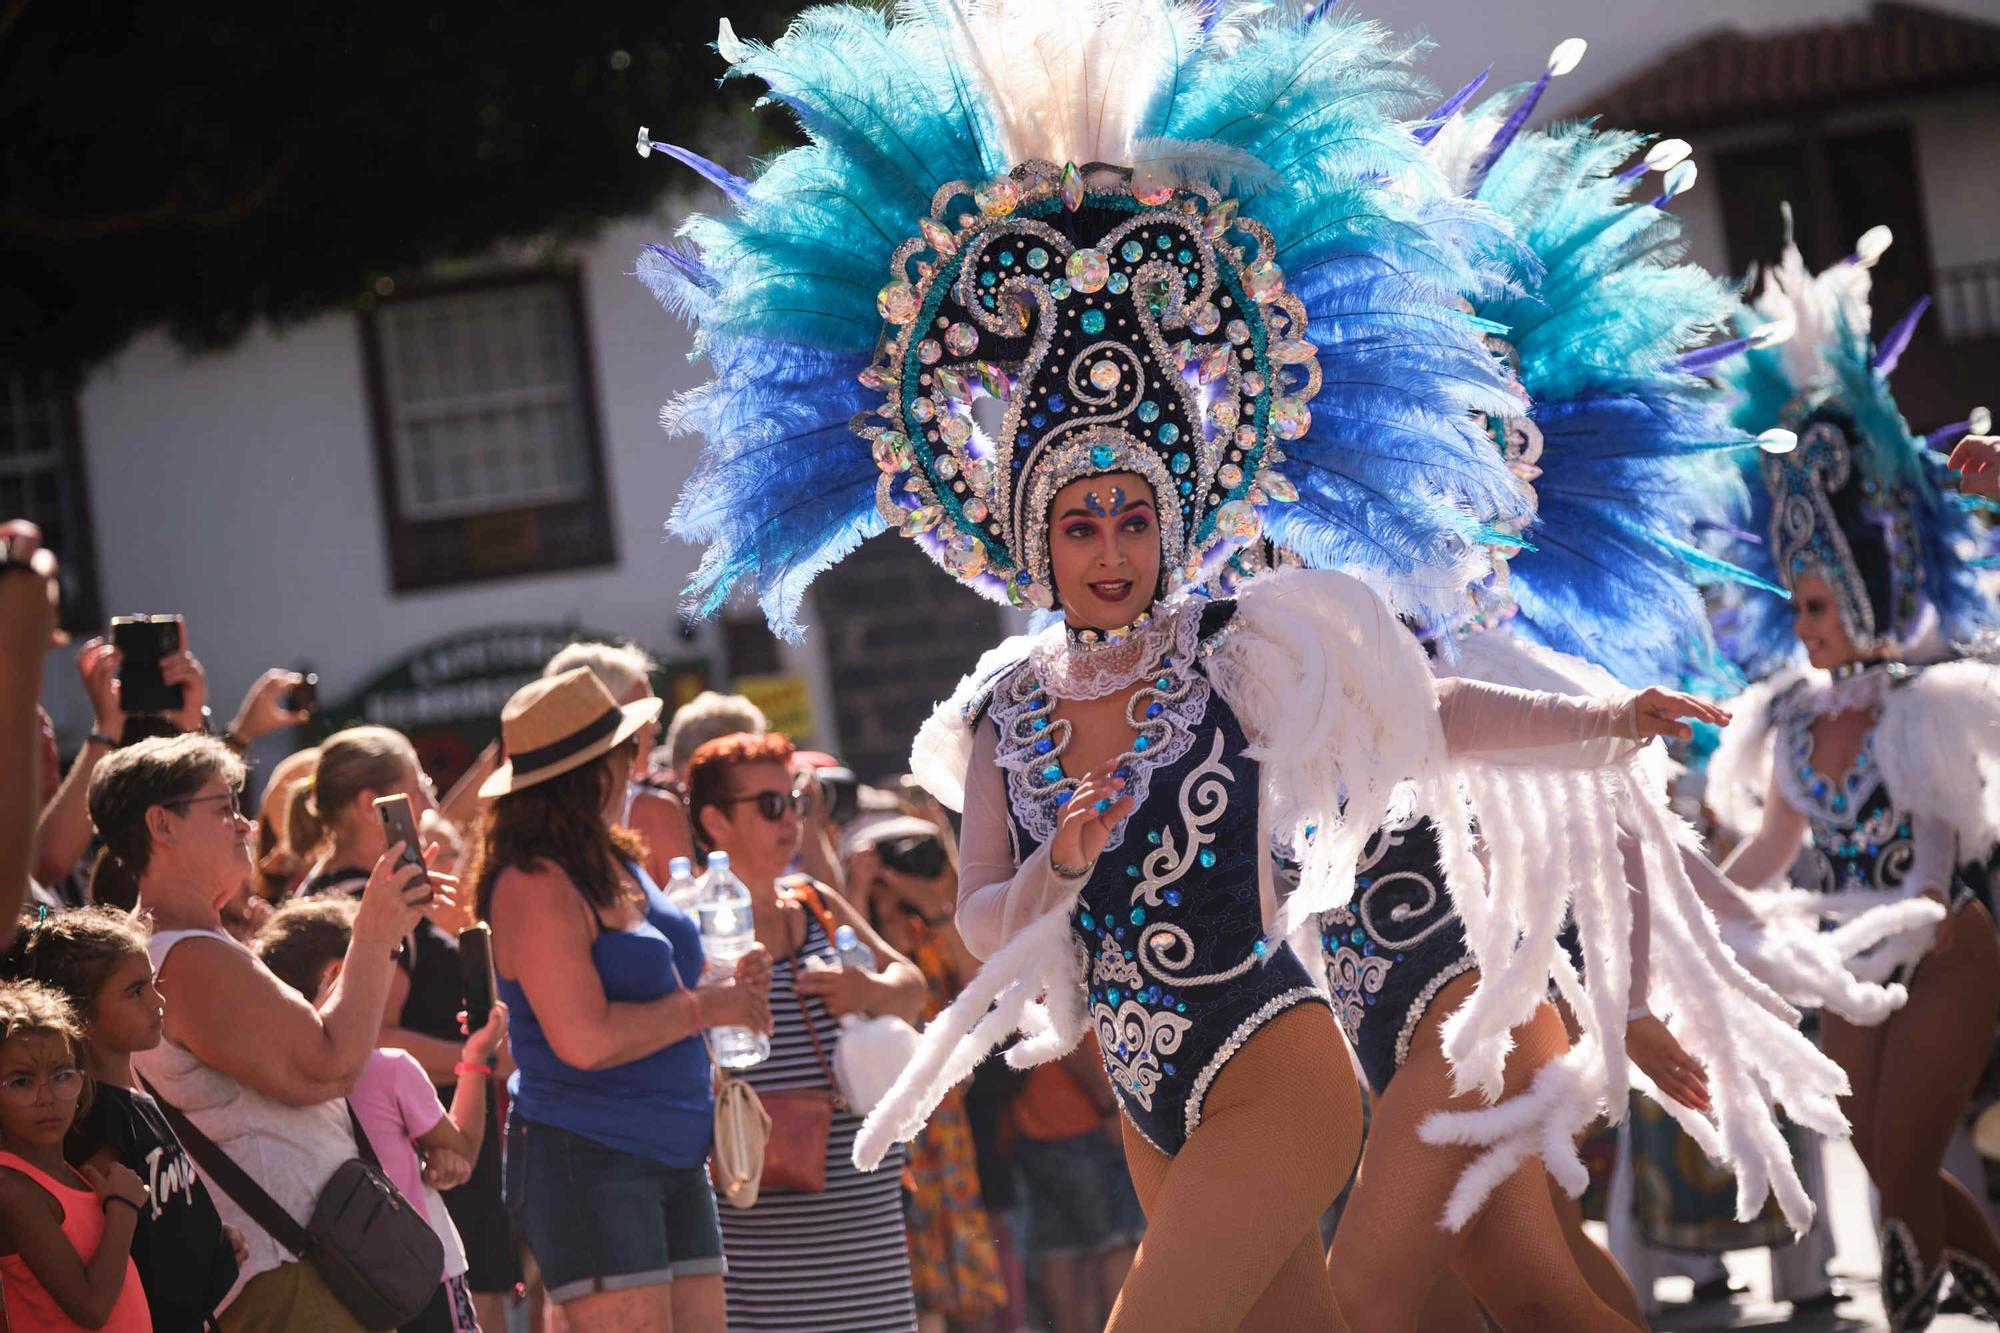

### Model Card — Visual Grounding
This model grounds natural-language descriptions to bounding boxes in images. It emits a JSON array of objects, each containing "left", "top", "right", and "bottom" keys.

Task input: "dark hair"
[
  {"left": 2, "top": 907, "right": 150, "bottom": 1023},
  {"left": 685, "top": 731, "right": 797, "bottom": 857},
  {"left": 254, "top": 897, "right": 358, "bottom": 1000},
  {"left": 0, "top": 980, "right": 93, "bottom": 1121},
  {"left": 467, "top": 742, "right": 646, "bottom": 921},
  {"left": 87, "top": 734, "right": 246, "bottom": 881}
]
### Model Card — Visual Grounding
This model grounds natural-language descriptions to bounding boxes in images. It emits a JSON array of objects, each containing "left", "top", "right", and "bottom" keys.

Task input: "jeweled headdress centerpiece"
[{"left": 861, "top": 160, "right": 1314, "bottom": 609}]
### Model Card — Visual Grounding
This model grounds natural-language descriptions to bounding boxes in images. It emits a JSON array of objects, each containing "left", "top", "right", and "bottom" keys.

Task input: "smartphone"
[
  {"left": 372, "top": 794, "right": 432, "bottom": 899},
  {"left": 458, "top": 924, "right": 496, "bottom": 1030},
  {"left": 110, "top": 614, "right": 184, "bottom": 714},
  {"left": 284, "top": 672, "right": 318, "bottom": 715}
]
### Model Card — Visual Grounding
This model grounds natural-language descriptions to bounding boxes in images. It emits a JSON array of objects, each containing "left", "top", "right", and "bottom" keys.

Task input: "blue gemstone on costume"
[
  {"left": 1080, "top": 913, "right": 1095, "bottom": 930},
  {"left": 1133, "top": 736, "right": 1151, "bottom": 752},
  {"left": 1253, "top": 939, "right": 1267, "bottom": 957},
  {"left": 998, "top": 250, "right": 1015, "bottom": 266},
  {"left": 1171, "top": 451, "right": 1191, "bottom": 475},
  {"left": 1081, "top": 309, "right": 1107, "bottom": 335},
  {"left": 1122, "top": 240, "right": 1144, "bottom": 262},
  {"left": 1179, "top": 480, "right": 1193, "bottom": 496},
  {"left": 1116, "top": 767, "right": 1132, "bottom": 779},
  {"left": 1163, "top": 1062, "right": 1177, "bottom": 1077},
  {"left": 1350, "top": 929, "right": 1363, "bottom": 945},
  {"left": 1157, "top": 235, "right": 1173, "bottom": 250},
  {"left": 1030, "top": 413, "right": 1047, "bottom": 428},
  {"left": 1176, "top": 1002, "right": 1186, "bottom": 1013},
  {"left": 1049, "top": 393, "right": 1068, "bottom": 413},
  {"left": 1177, "top": 249, "right": 1192, "bottom": 264},
  {"left": 1115, "top": 928, "right": 1125, "bottom": 940},
  {"left": 1054, "top": 790, "right": 1072, "bottom": 804},
  {"left": 1107, "top": 272, "right": 1129, "bottom": 294},
  {"left": 1130, "top": 907, "right": 1145, "bottom": 925},
  {"left": 1089, "top": 443, "right": 1114, "bottom": 469},
  {"left": 1032, "top": 719, "right": 1048, "bottom": 733},
  {"left": 1108, "top": 987, "right": 1121, "bottom": 1004},
  {"left": 1094, "top": 798, "right": 1111, "bottom": 813},
  {"left": 983, "top": 294, "right": 997, "bottom": 308},
  {"left": 980, "top": 271, "right": 997, "bottom": 287},
  {"left": 1165, "top": 890, "right": 1182, "bottom": 907},
  {"left": 1832, "top": 795, "right": 1847, "bottom": 813},
  {"left": 1199, "top": 849, "right": 1217, "bottom": 868},
  {"left": 1042, "top": 764, "right": 1062, "bottom": 781},
  {"left": 1157, "top": 423, "right": 1180, "bottom": 446},
  {"left": 1147, "top": 829, "right": 1161, "bottom": 845},
  {"left": 1146, "top": 703, "right": 1163, "bottom": 719},
  {"left": 1138, "top": 401, "right": 1160, "bottom": 423},
  {"left": 1155, "top": 676, "right": 1171, "bottom": 689},
  {"left": 1034, "top": 739, "right": 1052, "bottom": 755},
  {"left": 1127, "top": 865, "right": 1139, "bottom": 878}
]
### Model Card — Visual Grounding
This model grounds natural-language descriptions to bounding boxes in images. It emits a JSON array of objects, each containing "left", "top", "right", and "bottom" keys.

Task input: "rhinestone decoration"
[{"left": 858, "top": 160, "right": 1321, "bottom": 601}]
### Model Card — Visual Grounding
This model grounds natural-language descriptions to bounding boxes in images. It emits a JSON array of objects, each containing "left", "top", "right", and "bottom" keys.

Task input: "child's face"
[
  {"left": 90, "top": 952, "right": 165, "bottom": 1056},
  {"left": 0, "top": 1031, "right": 85, "bottom": 1148}
]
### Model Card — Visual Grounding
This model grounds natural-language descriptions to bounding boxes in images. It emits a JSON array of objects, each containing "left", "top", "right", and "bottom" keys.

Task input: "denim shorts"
[
  {"left": 505, "top": 1115, "right": 725, "bottom": 1303},
  {"left": 1015, "top": 1130, "right": 1147, "bottom": 1259}
]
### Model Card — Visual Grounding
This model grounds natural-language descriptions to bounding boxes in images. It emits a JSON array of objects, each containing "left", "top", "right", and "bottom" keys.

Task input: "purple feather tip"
[
  {"left": 1672, "top": 335, "right": 1756, "bottom": 375},
  {"left": 1413, "top": 66, "right": 1492, "bottom": 146},
  {"left": 1872, "top": 295, "right": 1931, "bottom": 375},
  {"left": 641, "top": 138, "right": 751, "bottom": 207},
  {"left": 644, "top": 243, "right": 713, "bottom": 290}
]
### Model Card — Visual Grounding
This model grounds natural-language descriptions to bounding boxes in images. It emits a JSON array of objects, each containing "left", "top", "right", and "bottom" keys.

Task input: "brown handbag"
[{"left": 751, "top": 885, "right": 849, "bottom": 1194}]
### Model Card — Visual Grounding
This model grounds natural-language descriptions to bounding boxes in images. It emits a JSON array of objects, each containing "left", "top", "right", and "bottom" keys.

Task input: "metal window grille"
[{"left": 375, "top": 282, "right": 593, "bottom": 520}]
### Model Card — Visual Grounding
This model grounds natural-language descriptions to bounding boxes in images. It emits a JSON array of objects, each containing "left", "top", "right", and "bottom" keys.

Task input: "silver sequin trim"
[
  {"left": 1392, "top": 956, "right": 1476, "bottom": 1070},
  {"left": 1182, "top": 986, "right": 1325, "bottom": 1142}
]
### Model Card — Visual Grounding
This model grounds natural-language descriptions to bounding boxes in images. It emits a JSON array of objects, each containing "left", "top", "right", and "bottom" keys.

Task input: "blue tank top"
[{"left": 500, "top": 861, "right": 712, "bottom": 1167}]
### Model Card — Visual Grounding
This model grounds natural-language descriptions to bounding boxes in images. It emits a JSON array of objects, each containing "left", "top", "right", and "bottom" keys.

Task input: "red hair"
[{"left": 685, "top": 731, "right": 795, "bottom": 855}]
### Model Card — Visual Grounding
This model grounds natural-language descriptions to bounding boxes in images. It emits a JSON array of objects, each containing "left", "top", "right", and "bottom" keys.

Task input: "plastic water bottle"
[
  {"left": 663, "top": 856, "right": 700, "bottom": 916},
  {"left": 831, "top": 925, "right": 876, "bottom": 1030},
  {"left": 697, "top": 852, "right": 769, "bottom": 1068}
]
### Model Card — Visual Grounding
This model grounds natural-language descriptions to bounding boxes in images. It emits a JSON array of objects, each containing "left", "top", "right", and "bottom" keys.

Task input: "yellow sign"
[{"left": 734, "top": 673, "right": 815, "bottom": 746}]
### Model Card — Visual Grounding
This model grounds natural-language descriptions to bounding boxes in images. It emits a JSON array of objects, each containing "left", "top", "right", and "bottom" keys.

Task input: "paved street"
[{"left": 1634, "top": 1140, "right": 1988, "bottom": 1331}]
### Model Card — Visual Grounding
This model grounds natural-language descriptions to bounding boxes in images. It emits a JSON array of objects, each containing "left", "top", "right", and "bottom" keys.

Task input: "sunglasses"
[{"left": 714, "top": 787, "right": 809, "bottom": 822}]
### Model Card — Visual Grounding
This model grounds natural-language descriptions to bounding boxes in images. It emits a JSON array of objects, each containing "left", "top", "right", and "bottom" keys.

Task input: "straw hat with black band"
[{"left": 480, "top": 666, "right": 664, "bottom": 799}]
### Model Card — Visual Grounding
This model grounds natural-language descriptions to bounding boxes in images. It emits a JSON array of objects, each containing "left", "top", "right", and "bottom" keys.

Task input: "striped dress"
[{"left": 719, "top": 916, "right": 917, "bottom": 1332}]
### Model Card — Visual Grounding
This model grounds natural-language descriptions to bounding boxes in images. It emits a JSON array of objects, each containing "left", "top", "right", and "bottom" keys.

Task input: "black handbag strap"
[{"left": 138, "top": 1072, "right": 378, "bottom": 1258}]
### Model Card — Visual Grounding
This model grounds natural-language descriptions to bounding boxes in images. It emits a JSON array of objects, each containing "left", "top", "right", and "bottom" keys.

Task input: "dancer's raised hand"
[
  {"left": 1626, "top": 688, "right": 1731, "bottom": 742},
  {"left": 1050, "top": 760, "right": 1135, "bottom": 875}
]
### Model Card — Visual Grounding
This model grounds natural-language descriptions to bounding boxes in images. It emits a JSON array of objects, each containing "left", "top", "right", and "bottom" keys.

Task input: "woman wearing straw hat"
[{"left": 469, "top": 667, "right": 773, "bottom": 1333}]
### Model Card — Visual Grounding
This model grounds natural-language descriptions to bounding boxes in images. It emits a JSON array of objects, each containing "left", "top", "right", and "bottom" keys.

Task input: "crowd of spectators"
[{"left": 0, "top": 515, "right": 1148, "bottom": 1332}]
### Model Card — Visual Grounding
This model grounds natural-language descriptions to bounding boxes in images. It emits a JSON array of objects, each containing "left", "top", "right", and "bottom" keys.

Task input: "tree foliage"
[{"left": 0, "top": 0, "right": 799, "bottom": 373}]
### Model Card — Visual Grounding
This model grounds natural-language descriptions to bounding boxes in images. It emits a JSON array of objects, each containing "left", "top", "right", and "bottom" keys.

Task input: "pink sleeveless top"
[{"left": 0, "top": 1150, "right": 152, "bottom": 1331}]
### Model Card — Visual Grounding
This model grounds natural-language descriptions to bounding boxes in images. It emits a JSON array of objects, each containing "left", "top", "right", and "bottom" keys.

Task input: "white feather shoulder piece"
[
  {"left": 1875, "top": 659, "right": 2000, "bottom": 850},
  {"left": 907, "top": 627, "right": 1050, "bottom": 813}
]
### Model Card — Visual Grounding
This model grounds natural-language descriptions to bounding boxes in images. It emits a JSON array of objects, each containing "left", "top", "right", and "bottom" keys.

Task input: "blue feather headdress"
[
  {"left": 1269, "top": 43, "right": 1775, "bottom": 690},
  {"left": 639, "top": 1, "right": 1533, "bottom": 637},
  {"left": 1451, "top": 112, "right": 1773, "bottom": 689},
  {"left": 1713, "top": 230, "right": 1998, "bottom": 677}
]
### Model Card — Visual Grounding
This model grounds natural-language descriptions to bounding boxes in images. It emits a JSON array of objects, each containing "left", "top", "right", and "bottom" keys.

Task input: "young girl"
[
  {"left": 0, "top": 979, "right": 151, "bottom": 1330},
  {"left": 255, "top": 897, "right": 506, "bottom": 1333},
  {"left": 7, "top": 907, "right": 242, "bottom": 1330}
]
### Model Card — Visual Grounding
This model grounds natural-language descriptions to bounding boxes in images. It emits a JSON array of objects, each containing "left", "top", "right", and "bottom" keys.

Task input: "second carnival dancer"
[
  {"left": 1274, "top": 56, "right": 1925, "bottom": 1331},
  {"left": 1707, "top": 227, "right": 2000, "bottom": 1331},
  {"left": 638, "top": 4, "right": 1729, "bottom": 1326}
]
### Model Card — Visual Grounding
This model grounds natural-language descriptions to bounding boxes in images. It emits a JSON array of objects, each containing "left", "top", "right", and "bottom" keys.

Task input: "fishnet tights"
[
  {"left": 1111, "top": 1003, "right": 1360, "bottom": 1331},
  {"left": 1822, "top": 900, "right": 2000, "bottom": 1278},
  {"left": 1325, "top": 970, "right": 1646, "bottom": 1332}
]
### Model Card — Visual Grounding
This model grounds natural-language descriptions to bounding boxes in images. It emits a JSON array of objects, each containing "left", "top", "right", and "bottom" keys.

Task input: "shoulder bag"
[{"left": 140, "top": 1075, "right": 444, "bottom": 1330}]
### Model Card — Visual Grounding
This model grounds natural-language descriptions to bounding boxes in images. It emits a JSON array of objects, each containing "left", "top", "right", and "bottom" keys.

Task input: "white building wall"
[{"left": 45, "top": 215, "right": 834, "bottom": 752}]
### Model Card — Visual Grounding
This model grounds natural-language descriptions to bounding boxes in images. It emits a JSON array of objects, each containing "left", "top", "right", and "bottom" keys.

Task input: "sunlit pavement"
[{"left": 1634, "top": 1139, "right": 1989, "bottom": 1331}]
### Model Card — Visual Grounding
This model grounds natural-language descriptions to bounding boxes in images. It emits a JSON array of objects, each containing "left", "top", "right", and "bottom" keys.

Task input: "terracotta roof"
[{"left": 1592, "top": 3, "right": 2000, "bottom": 132}]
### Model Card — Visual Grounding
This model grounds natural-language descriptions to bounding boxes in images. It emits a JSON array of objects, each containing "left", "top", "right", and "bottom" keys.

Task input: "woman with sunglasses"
[
  {"left": 92, "top": 732, "right": 437, "bottom": 1327},
  {"left": 684, "top": 731, "right": 927, "bottom": 1333}
]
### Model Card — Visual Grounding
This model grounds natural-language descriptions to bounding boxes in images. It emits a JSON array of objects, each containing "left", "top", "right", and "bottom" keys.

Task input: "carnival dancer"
[
  {"left": 1705, "top": 226, "right": 2000, "bottom": 1331},
  {"left": 1296, "top": 68, "right": 1912, "bottom": 1329},
  {"left": 638, "top": 5, "right": 1728, "bottom": 1325}
]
